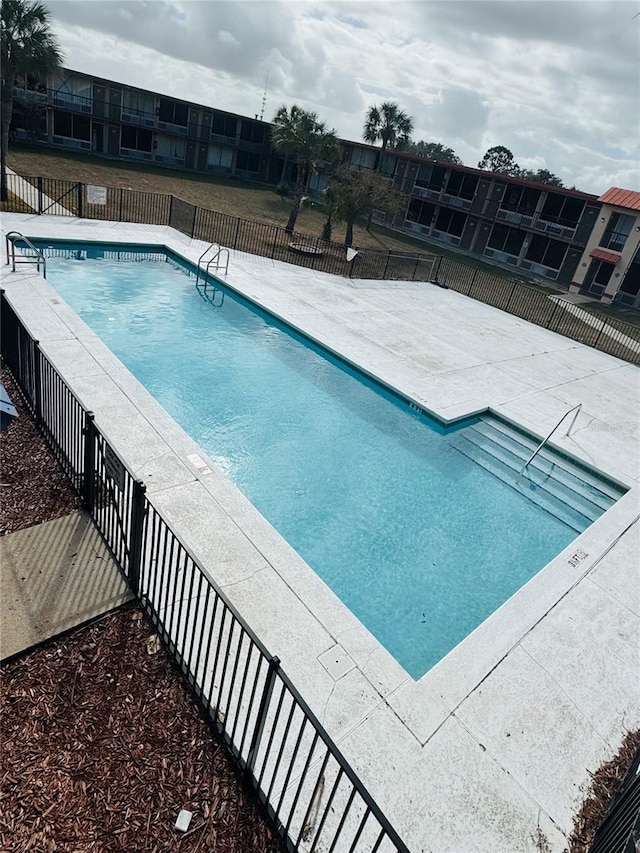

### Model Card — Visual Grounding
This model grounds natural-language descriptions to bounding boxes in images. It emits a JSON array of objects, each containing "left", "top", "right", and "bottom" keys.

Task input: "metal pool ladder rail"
[
  {"left": 5, "top": 231, "right": 47, "bottom": 279},
  {"left": 521, "top": 403, "right": 582, "bottom": 473},
  {"left": 195, "top": 242, "right": 230, "bottom": 287}
]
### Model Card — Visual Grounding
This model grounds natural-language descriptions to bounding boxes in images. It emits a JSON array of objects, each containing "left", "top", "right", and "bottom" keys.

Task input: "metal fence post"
[
  {"left": 382, "top": 251, "right": 391, "bottom": 280},
  {"left": 233, "top": 218, "right": 241, "bottom": 250},
  {"left": 77, "top": 183, "right": 84, "bottom": 218},
  {"left": 119, "top": 187, "right": 125, "bottom": 222},
  {"left": 271, "top": 227, "right": 279, "bottom": 259},
  {"left": 191, "top": 204, "right": 197, "bottom": 238},
  {"left": 505, "top": 281, "right": 517, "bottom": 311},
  {"left": 246, "top": 655, "right": 280, "bottom": 776},
  {"left": 433, "top": 255, "right": 443, "bottom": 284},
  {"left": 128, "top": 479, "right": 147, "bottom": 596},
  {"left": 33, "top": 340, "right": 42, "bottom": 426},
  {"left": 546, "top": 297, "right": 561, "bottom": 330},
  {"left": 168, "top": 195, "right": 174, "bottom": 228},
  {"left": 82, "top": 411, "right": 96, "bottom": 513},
  {"left": 592, "top": 318, "right": 609, "bottom": 350},
  {"left": 412, "top": 255, "right": 420, "bottom": 281},
  {"left": 37, "top": 177, "right": 43, "bottom": 215},
  {"left": 468, "top": 268, "right": 479, "bottom": 295}
]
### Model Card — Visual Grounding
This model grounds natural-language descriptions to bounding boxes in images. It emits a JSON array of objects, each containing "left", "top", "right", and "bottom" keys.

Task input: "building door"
[
  {"left": 185, "top": 141, "right": 196, "bottom": 169},
  {"left": 107, "top": 125, "right": 120, "bottom": 156},
  {"left": 93, "top": 85, "right": 106, "bottom": 118},
  {"left": 197, "top": 143, "right": 208, "bottom": 171},
  {"left": 581, "top": 259, "right": 615, "bottom": 297},
  {"left": 92, "top": 123, "right": 104, "bottom": 152},
  {"left": 109, "top": 87, "right": 121, "bottom": 121}
]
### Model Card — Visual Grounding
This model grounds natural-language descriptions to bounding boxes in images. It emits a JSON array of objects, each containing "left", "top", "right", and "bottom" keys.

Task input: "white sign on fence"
[{"left": 87, "top": 185, "right": 107, "bottom": 205}]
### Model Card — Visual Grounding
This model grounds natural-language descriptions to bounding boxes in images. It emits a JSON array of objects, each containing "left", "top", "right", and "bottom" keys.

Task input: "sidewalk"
[
  {"left": 548, "top": 293, "right": 640, "bottom": 355},
  {"left": 5, "top": 166, "right": 71, "bottom": 215},
  {"left": 0, "top": 510, "right": 133, "bottom": 659}
]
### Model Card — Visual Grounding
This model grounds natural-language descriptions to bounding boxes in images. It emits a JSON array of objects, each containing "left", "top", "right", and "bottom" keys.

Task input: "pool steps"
[{"left": 451, "top": 415, "right": 624, "bottom": 533}]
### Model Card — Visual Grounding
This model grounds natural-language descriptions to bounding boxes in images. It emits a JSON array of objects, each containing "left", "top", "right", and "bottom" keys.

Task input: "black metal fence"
[
  {"left": 0, "top": 289, "right": 410, "bottom": 853},
  {"left": 589, "top": 741, "right": 640, "bottom": 853},
  {"left": 435, "top": 256, "right": 640, "bottom": 365},
  {"left": 4, "top": 173, "right": 437, "bottom": 283},
  {"left": 4, "top": 172, "right": 640, "bottom": 365}
]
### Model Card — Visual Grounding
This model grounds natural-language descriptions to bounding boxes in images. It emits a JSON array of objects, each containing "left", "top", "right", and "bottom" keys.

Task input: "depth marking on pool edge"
[
  {"left": 187, "top": 453, "right": 213, "bottom": 476},
  {"left": 568, "top": 549, "right": 588, "bottom": 567}
]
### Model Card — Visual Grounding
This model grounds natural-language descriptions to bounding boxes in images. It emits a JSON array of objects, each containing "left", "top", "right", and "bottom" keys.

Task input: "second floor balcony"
[{"left": 599, "top": 229, "right": 632, "bottom": 253}]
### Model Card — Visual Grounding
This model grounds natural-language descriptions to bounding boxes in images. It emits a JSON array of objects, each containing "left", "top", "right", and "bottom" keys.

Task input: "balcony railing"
[
  {"left": 413, "top": 185, "right": 442, "bottom": 201},
  {"left": 495, "top": 208, "right": 534, "bottom": 227},
  {"left": 50, "top": 89, "right": 92, "bottom": 114},
  {"left": 441, "top": 193, "right": 472, "bottom": 209},
  {"left": 600, "top": 230, "right": 630, "bottom": 253}
]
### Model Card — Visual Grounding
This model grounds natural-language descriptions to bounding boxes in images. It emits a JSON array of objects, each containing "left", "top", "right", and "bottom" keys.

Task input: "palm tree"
[
  {"left": 270, "top": 105, "right": 340, "bottom": 234},
  {"left": 271, "top": 104, "right": 305, "bottom": 188},
  {"left": 363, "top": 101, "right": 414, "bottom": 152},
  {"left": 1, "top": 0, "right": 62, "bottom": 201}
]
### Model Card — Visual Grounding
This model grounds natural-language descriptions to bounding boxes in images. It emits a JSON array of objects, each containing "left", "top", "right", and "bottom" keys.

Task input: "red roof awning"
[
  {"left": 598, "top": 187, "right": 640, "bottom": 211},
  {"left": 590, "top": 248, "right": 621, "bottom": 265}
]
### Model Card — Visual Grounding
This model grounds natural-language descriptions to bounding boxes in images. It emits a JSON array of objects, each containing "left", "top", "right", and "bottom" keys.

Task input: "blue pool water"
[{"left": 34, "top": 242, "right": 612, "bottom": 677}]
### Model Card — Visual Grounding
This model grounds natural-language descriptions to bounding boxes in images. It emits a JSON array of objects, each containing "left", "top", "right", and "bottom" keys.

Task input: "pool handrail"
[
  {"left": 521, "top": 402, "right": 582, "bottom": 473},
  {"left": 196, "top": 241, "right": 230, "bottom": 287},
  {"left": 5, "top": 231, "right": 47, "bottom": 279}
]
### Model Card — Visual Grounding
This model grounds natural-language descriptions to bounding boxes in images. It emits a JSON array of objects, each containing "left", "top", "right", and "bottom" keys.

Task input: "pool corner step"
[{"left": 451, "top": 417, "right": 622, "bottom": 532}]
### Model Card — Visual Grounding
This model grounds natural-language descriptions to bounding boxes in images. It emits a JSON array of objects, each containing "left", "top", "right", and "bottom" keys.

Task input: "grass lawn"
[{"left": 8, "top": 145, "right": 425, "bottom": 254}]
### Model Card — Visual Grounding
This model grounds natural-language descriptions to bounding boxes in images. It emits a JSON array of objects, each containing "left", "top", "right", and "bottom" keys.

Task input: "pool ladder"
[
  {"left": 5, "top": 231, "right": 47, "bottom": 278},
  {"left": 195, "top": 243, "right": 229, "bottom": 287}
]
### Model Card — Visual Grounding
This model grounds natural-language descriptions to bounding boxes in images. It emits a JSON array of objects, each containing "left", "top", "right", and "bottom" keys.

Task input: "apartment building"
[
  {"left": 569, "top": 188, "right": 640, "bottom": 308},
  {"left": 10, "top": 68, "right": 614, "bottom": 290},
  {"left": 371, "top": 151, "right": 600, "bottom": 285},
  {"left": 39, "top": 69, "right": 274, "bottom": 180}
]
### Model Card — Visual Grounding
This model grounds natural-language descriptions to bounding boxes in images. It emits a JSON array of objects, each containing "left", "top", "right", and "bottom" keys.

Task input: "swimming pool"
[{"left": 31, "top": 240, "right": 625, "bottom": 678}]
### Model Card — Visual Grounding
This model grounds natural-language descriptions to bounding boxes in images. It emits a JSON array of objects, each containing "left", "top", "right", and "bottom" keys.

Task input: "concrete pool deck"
[{"left": 2, "top": 213, "right": 638, "bottom": 852}]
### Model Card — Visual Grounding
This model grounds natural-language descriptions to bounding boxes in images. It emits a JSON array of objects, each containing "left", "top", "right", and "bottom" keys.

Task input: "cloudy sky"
[{"left": 46, "top": 0, "right": 639, "bottom": 194}]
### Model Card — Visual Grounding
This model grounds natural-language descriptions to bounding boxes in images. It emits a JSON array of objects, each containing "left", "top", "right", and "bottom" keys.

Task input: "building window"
[
  {"left": 601, "top": 212, "right": 635, "bottom": 252},
  {"left": 539, "top": 193, "right": 585, "bottom": 228},
  {"left": 235, "top": 150, "right": 260, "bottom": 172},
  {"left": 487, "top": 223, "right": 526, "bottom": 256},
  {"left": 158, "top": 98, "right": 188, "bottom": 126},
  {"left": 593, "top": 260, "right": 615, "bottom": 287},
  {"left": 211, "top": 112, "right": 237, "bottom": 138},
  {"left": 415, "top": 163, "right": 446, "bottom": 191},
  {"left": 123, "top": 90, "right": 155, "bottom": 116},
  {"left": 154, "top": 133, "right": 185, "bottom": 158},
  {"left": 501, "top": 184, "right": 541, "bottom": 216},
  {"left": 378, "top": 152, "right": 397, "bottom": 178},
  {"left": 445, "top": 170, "right": 478, "bottom": 200},
  {"left": 618, "top": 247, "right": 640, "bottom": 300},
  {"left": 435, "top": 207, "right": 467, "bottom": 236},
  {"left": 120, "top": 125, "right": 152, "bottom": 152},
  {"left": 350, "top": 147, "right": 377, "bottom": 169},
  {"left": 207, "top": 144, "right": 233, "bottom": 168},
  {"left": 406, "top": 198, "right": 435, "bottom": 226},
  {"left": 525, "top": 235, "right": 568, "bottom": 269},
  {"left": 53, "top": 110, "right": 90, "bottom": 140},
  {"left": 239, "top": 120, "right": 266, "bottom": 145}
]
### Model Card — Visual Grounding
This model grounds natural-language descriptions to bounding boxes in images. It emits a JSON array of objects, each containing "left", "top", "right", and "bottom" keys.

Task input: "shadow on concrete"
[{"left": 1, "top": 510, "right": 134, "bottom": 659}]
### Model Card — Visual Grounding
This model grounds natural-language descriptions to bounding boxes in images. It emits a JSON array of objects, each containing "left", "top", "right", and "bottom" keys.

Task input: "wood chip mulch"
[
  {"left": 0, "top": 368, "right": 81, "bottom": 536},
  {"left": 567, "top": 727, "right": 640, "bottom": 852},
  {"left": 0, "top": 606, "right": 281, "bottom": 853}
]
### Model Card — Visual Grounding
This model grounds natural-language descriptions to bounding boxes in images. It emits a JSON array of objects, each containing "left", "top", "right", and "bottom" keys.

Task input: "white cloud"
[{"left": 46, "top": 0, "right": 639, "bottom": 193}]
